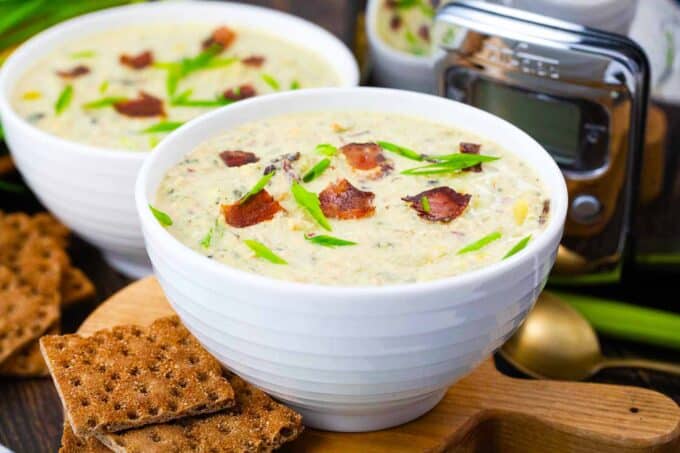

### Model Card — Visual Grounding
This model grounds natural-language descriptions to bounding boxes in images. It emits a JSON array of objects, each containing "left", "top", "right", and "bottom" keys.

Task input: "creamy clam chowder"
[
  {"left": 154, "top": 111, "right": 550, "bottom": 286},
  {"left": 376, "top": 0, "right": 437, "bottom": 56},
  {"left": 11, "top": 24, "right": 340, "bottom": 151}
]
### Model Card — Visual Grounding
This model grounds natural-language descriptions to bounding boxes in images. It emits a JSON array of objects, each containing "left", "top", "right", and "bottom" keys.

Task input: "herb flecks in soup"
[
  {"left": 155, "top": 112, "right": 550, "bottom": 286},
  {"left": 12, "top": 24, "right": 340, "bottom": 151},
  {"left": 377, "top": 0, "right": 436, "bottom": 56}
]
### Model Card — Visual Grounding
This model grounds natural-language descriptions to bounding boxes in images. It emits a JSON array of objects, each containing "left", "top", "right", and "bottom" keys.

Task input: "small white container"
[
  {"left": 136, "top": 87, "right": 568, "bottom": 431},
  {"left": 0, "top": 1, "right": 359, "bottom": 277}
]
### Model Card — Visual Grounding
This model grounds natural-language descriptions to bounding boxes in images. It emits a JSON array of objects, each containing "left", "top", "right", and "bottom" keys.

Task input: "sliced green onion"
[
  {"left": 261, "top": 73, "right": 280, "bottom": 91},
  {"left": 82, "top": 96, "right": 127, "bottom": 109},
  {"left": 200, "top": 228, "right": 213, "bottom": 249},
  {"left": 315, "top": 143, "right": 338, "bottom": 156},
  {"left": 377, "top": 141, "right": 423, "bottom": 161},
  {"left": 0, "top": 180, "right": 26, "bottom": 193},
  {"left": 302, "top": 158, "right": 331, "bottom": 183},
  {"left": 458, "top": 232, "right": 502, "bottom": 255},
  {"left": 205, "top": 57, "right": 238, "bottom": 69},
  {"left": 305, "top": 234, "right": 357, "bottom": 248},
  {"left": 70, "top": 50, "right": 95, "bottom": 59},
  {"left": 503, "top": 235, "right": 532, "bottom": 259},
  {"left": 98, "top": 80, "right": 109, "bottom": 94},
  {"left": 244, "top": 239, "right": 287, "bottom": 264},
  {"left": 402, "top": 154, "right": 499, "bottom": 175},
  {"left": 291, "top": 180, "right": 331, "bottom": 231},
  {"left": 149, "top": 204, "right": 172, "bottom": 227},
  {"left": 141, "top": 121, "right": 184, "bottom": 134},
  {"left": 54, "top": 85, "right": 73, "bottom": 115},
  {"left": 240, "top": 171, "right": 275, "bottom": 204},
  {"left": 290, "top": 80, "right": 300, "bottom": 90}
]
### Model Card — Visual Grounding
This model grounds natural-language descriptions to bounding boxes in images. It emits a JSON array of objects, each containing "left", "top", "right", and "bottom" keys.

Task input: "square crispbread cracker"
[
  {"left": 40, "top": 315, "right": 236, "bottom": 438},
  {"left": 0, "top": 266, "right": 60, "bottom": 365},
  {"left": 30, "top": 212, "right": 71, "bottom": 249},
  {"left": 98, "top": 373, "right": 303, "bottom": 453},
  {"left": 61, "top": 267, "right": 96, "bottom": 306},
  {"left": 59, "top": 422, "right": 110, "bottom": 453},
  {"left": 0, "top": 323, "right": 59, "bottom": 377}
]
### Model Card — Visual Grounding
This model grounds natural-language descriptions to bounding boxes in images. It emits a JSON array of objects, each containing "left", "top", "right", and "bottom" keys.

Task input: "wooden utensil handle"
[{"left": 451, "top": 364, "right": 680, "bottom": 452}]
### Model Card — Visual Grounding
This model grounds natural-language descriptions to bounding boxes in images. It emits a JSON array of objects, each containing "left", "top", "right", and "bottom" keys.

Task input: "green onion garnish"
[
  {"left": 290, "top": 80, "right": 300, "bottom": 90},
  {"left": 302, "top": 158, "right": 331, "bottom": 183},
  {"left": 54, "top": 85, "right": 73, "bottom": 115},
  {"left": 378, "top": 141, "right": 423, "bottom": 161},
  {"left": 200, "top": 228, "right": 213, "bottom": 249},
  {"left": 204, "top": 57, "right": 238, "bottom": 69},
  {"left": 240, "top": 170, "right": 275, "bottom": 204},
  {"left": 171, "top": 95, "right": 233, "bottom": 108},
  {"left": 402, "top": 154, "right": 499, "bottom": 175},
  {"left": 315, "top": 143, "right": 338, "bottom": 156},
  {"left": 70, "top": 50, "right": 95, "bottom": 59},
  {"left": 421, "top": 196, "right": 431, "bottom": 213},
  {"left": 405, "top": 30, "right": 426, "bottom": 55},
  {"left": 291, "top": 180, "right": 331, "bottom": 231},
  {"left": 305, "top": 234, "right": 357, "bottom": 248},
  {"left": 261, "top": 73, "right": 280, "bottom": 91},
  {"left": 149, "top": 205, "right": 172, "bottom": 227},
  {"left": 98, "top": 80, "right": 109, "bottom": 94},
  {"left": 0, "top": 180, "right": 26, "bottom": 193},
  {"left": 458, "top": 232, "right": 502, "bottom": 255},
  {"left": 503, "top": 235, "right": 532, "bottom": 259},
  {"left": 82, "top": 96, "right": 127, "bottom": 109},
  {"left": 244, "top": 239, "right": 287, "bottom": 264},
  {"left": 141, "top": 121, "right": 184, "bottom": 134}
]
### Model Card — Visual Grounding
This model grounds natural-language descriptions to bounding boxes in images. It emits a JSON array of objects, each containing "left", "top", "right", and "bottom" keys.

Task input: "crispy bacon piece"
[
  {"left": 113, "top": 92, "right": 164, "bottom": 117},
  {"left": 341, "top": 143, "right": 386, "bottom": 171},
  {"left": 402, "top": 187, "right": 471, "bottom": 222},
  {"left": 202, "top": 26, "right": 236, "bottom": 51},
  {"left": 56, "top": 65, "right": 90, "bottom": 78},
  {"left": 219, "top": 150, "right": 259, "bottom": 167},
  {"left": 539, "top": 199, "right": 551, "bottom": 225},
  {"left": 319, "top": 179, "right": 375, "bottom": 220},
  {"left": 119, "top": 50, "right": 154, "bottom": 69},
  {"left": 460, "top": 142, "right": 482, "bottom": 173},
  {"left": 221, "top": 190, "right": 282, "bottom": 228},
  {"left": 242, "top": 55, "right": 265, "bottom": 67},
  {"left": 223, "top": 84, "right": 257, "bottom": 102},
  {"left": 390, "top": 15, "right": 402, "bottom": 30}
]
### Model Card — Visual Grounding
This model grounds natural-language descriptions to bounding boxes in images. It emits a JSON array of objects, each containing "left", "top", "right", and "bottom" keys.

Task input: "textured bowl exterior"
[
  {"left": 366, "top": 0, "right": 438, "bottom": 93},
  {"left": 0, "top": 1, "right": 358, "bottom": 277},
  {"left": 136, "top": 88, "right": 567, "bottom": 431}
]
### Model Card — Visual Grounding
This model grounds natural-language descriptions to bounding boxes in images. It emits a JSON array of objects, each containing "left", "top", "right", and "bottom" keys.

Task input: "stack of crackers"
[
  {"left": 40, "top": 315, "right": 304, "bottom": 452},
  {"left": 0, "top": 211, "right": 95, "bottom": 377}
]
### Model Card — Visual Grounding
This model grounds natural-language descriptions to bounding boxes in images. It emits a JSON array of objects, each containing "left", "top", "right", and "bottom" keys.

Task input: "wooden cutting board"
[{"left": 78, "top": 277, "right": 680, "bottom": 453}]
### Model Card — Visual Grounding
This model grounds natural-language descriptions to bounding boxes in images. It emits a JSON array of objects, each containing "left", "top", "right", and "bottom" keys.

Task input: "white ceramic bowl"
[
  {"left": 366, "top": 0, "right": 441, "bottom": 93},
  {"left": 0, "top": 1, "right": 359, "bottom": 277},
  {"left": 136, "top": 87, "right": 567, "bottom": 431}
]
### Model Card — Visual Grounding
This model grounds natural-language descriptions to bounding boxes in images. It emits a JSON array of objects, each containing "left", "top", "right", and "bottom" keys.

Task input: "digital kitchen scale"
[{"left": 433, "top": 0, "right": 650, "bottom": 283}]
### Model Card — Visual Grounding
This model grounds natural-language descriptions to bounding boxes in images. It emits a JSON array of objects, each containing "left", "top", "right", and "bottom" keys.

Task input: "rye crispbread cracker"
[
  {"left": 40, "top": 316, "right": 236, "bottom": 437},
  {"left": 99, "top": 373, "right": 303, "bottom": 453},
  {"left": 61, "top": 267, "right": 96, "bottom": 306},
  {"left": 0, "top": 324, "right": 59, "bottom": 377},
  {"left": 0, "top": 266, "right": 60, "bottom": 364},
  {"left": 59, "top": 422, "right": 110, "bottom": 453},
  {"left": 30, "top": 212, "right": 71, "bottom": 248}
]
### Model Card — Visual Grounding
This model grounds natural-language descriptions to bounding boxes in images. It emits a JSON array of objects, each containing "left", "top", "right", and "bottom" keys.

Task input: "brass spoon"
[{"left": 500, "top": 292, "right": 680, "bottom": 380}]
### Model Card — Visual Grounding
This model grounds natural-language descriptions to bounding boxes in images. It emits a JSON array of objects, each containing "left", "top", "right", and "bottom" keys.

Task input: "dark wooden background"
[{"left": 1, "top": 1, "right": 679, "bottom": 452}]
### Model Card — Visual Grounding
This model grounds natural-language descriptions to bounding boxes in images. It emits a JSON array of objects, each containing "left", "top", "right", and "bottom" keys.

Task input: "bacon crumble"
[
  {"left": 113, "top": 92, "right": 165, "bottom": 117},
  {"left": 390, "top": 15, "right": 402, "bottom": 30},
  {"left": 119, "top": 50, "right": 154, "bottom": 69},
  {"left": 242, "top": 55, "right": 265, "bottom": 67},
  {"left": 460, "top": 142, "right": 483, "bottom": 173},
  {"left": 202, "top": 26, "right": 236, "bottom": 51},
  {"left": 539, "top": 199, "right": 551, "bottom": 225},
  {"left": 223, "top": 84, "right": 257, "bottom": 102},
  {"left": 340, "top": 142, "right": 392, "bottom": 179},
  {"left": 319, "top": 179, "right": 375, "bottom": 220},
  {"left": 219, "top": 150, "right": 259, "bottom": 168},
  {"left": 221, "top": 190, "right": 282, "bottom": 228},
  {"left": 402, "top": 187, "right": 471, "bottom": 222},
  {"left": 418, "top": 25, "right": 430, "bottom": 42},
  {"left": 56, "top": 65, "right": 90, "bottom": 79}
]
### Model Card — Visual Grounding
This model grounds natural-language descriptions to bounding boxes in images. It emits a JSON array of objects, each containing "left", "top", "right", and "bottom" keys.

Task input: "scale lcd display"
[{"left": 472, "top": 79, "right": 581, "bottom": 165}]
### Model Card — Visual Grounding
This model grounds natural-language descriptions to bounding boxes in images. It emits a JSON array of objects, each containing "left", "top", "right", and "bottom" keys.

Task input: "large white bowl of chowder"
[
  {"left": 0, "top": 1, "right": 358, "bottom": 277},
  {"left": 136, "top": 87, "right": 567, "bottom": 431}
]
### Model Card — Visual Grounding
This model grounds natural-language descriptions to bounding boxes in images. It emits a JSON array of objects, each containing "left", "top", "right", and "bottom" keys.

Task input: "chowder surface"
[
  {"left": 11, "top": 23, "right": 339, "bottom": 151},
  {"left": 376, "top": 0, "right": 435, "bottom": 56},
  {"left": 155, "top": 111, "right": 549, "bottom": 286}
]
